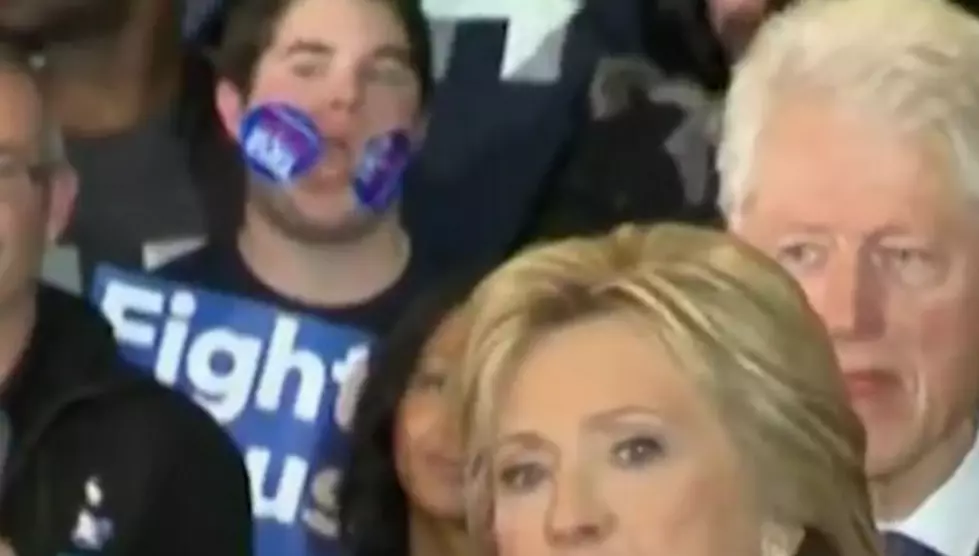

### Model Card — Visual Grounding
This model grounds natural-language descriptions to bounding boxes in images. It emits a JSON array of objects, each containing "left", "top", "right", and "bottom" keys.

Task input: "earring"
[{"left": 761, "top": 521, "right": 804, "bottom": 556}]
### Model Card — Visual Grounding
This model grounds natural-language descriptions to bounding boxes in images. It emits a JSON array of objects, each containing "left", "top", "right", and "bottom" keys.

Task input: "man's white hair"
[{"left": 718, "top": 0, "right": 979, "bottom": 220}]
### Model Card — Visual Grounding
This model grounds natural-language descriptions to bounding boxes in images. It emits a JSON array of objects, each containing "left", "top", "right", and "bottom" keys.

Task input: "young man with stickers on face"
[
  {"left": 109, "top": 1, "right": 436, "bottom": 554},
  {"left": 160, "top": 0, "right": 434, "bottom": 333}
]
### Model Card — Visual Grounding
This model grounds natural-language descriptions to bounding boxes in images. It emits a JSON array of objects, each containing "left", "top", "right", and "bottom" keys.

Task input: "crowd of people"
[{"left": 0, "top": 0, "right": 974, "bottom": 555}]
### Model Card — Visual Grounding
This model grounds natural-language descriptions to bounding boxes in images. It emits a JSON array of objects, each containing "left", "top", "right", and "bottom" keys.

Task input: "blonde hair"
[
  {"left": 718, "top": 0, "right": 979, "bottom": 221},
  {"left": 454, "top": 223, "right": 878, "bottom": 556}
]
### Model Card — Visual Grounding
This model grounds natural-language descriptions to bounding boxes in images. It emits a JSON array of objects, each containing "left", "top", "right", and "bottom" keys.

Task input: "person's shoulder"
[
  {"left": 154, "top": 242, "right": 235, "bottom": 287},
  {"left": 99, "top": 371, "right": 238, "bottom": 458},
  {"left": 80, "top": 366, "right": 253, "bottom": 553},
  {"left": 118, "top": 370, "right": 235, "bottom": 441}
]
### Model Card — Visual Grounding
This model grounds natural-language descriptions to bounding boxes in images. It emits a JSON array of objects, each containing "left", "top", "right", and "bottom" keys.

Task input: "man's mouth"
[{"left": 842, "top": 369, "right": 900, "bottom": 399}]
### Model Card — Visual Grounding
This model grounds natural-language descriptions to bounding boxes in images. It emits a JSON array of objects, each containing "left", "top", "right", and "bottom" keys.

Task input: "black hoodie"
[{"left": 0, "top": 287, "right": 253, "bottom": 556}]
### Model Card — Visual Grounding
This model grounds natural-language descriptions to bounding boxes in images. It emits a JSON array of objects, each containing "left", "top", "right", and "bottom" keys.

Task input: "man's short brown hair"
[{"left": 214, "top": 0, "right": 433, "bottom": 104}]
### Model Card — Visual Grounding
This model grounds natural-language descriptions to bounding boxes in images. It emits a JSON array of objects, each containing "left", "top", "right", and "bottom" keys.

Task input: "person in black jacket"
[{"left": 0, "top": 43, "right": 252, "bottom": 555}]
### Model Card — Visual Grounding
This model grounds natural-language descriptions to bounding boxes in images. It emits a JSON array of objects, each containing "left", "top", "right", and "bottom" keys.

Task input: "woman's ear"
[{"left": 761, "top": 520, "right": 805, "bottom": 556}]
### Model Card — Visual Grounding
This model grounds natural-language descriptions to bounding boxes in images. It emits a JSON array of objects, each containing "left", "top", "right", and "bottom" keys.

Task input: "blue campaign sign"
[{"left": 88, "top": 265, "right": 372, "bottom": 556}]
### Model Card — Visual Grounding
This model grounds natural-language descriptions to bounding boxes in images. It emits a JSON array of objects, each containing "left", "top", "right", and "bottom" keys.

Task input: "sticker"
[
  {"left": 240, "top": 103, "right": 324, "bottom": 185},
  {"left": 353, "top": 130, "right": 412, "bottom": 212}
]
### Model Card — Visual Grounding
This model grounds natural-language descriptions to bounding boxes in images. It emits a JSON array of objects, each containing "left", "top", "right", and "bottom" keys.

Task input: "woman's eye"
[
  {"left": 497, "top": 462, "right": 548, "bottom": 494},
  {"left": 610, "top": 435, "right": 665, "bottom": 469},
  {"left": 412, "top": 372, "right": 445, "bottom": 392}
]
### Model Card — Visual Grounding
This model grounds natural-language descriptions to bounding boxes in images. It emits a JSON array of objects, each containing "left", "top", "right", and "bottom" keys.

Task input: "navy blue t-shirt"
[{"left": 158, "top": 243, "right": 436, "bottom": 336}]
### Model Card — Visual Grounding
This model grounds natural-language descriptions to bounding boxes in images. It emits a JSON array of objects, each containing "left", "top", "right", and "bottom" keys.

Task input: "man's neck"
[
  {"left": 237, "top": 212, "right": 412, "bottom": 309},
  {"left": 0, "top": 289, "right": 38, "bottom": 390},
  {"left": 408, "top": 509, "right": 468, "bottom": 556},
  {"left": 870, "top": 417, "right": 977, "bottom": 521},
  {"left": 41, "top": 7, "right": 181, "bottom": 136}
]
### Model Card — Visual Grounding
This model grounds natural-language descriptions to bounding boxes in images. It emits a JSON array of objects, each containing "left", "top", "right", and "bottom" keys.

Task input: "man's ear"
[
  {"left": 409, "top": 112, "right": 429, "bottom": 152},
  {"left": 215, "top": 78, "right": 246, "bottom": 142},
  {"left": 44, "top": 164, "right": 78, "bottom": 244}
]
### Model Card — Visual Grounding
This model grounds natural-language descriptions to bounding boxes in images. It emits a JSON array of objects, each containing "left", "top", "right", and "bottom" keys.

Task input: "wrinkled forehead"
[{"left": 736, "top": 93, "right": 976, "bottom": 236}]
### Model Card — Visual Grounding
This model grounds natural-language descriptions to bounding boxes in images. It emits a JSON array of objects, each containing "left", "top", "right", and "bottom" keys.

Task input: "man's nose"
[
  {"left": 312, "top": 69, "right": 363, "bottom": 136},
  {"left": 811, "top": 252, "right": 884, "bottom": 340},
  {"left": 545, "top": 467, "right": 616, "bottom": 549}
]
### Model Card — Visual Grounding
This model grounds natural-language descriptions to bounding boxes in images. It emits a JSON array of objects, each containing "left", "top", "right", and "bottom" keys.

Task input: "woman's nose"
[{"left": 545, "top": 470, "right": 617, "bottom": 548}]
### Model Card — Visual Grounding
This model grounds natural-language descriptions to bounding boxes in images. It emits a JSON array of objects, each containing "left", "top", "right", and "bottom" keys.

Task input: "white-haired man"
[{"left": 723, "top": 1, "right": 979, "bottom": 555}]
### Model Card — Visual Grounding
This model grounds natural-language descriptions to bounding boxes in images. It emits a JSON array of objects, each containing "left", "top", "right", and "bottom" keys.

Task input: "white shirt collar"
[{"left": 878, "top": 428, "right": 979, "bottom": 556}]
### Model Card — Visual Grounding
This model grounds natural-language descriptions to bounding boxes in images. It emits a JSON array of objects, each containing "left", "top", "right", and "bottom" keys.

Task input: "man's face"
[
  {"left": 218, "top": 0, "right": 422, "bottom": 245},
  {"left": 732, "top": 94, "right": 979, "bottom": 490},
  {"left": 707, "top": 0, "right": 792, "bottom": 58},
  {"left": 0, "top": 69, "right": 74, "bottom": 311},
  {"left": 0, "top": 0, "right": 133, "bottom": 43}
]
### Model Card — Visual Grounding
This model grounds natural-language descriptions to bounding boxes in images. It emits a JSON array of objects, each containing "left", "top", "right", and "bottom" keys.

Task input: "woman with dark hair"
[{"left": 339, "top": 270, "right": 485, "bottom": 556}]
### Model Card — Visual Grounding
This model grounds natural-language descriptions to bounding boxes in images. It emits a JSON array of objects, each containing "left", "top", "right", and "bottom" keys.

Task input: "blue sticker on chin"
[
  {"left": 240, "top": 103, "right": 324, "bottom": 185},
  {"left": 353, "top": 130, "right": 412, "bottom": 212}
]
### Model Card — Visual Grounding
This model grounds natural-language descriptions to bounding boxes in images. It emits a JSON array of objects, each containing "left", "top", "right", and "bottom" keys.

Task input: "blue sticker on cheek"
[
  {"left": 353, "top": 130, "right": 412, "bottom": 212},
  {"left": 239, "top": 103, "right": 324, "bottom": 186}
]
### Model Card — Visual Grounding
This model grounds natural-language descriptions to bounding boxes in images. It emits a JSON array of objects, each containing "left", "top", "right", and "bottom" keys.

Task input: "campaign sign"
[{"left": 89, "top": 265, "right": 372, "bottom": 556}]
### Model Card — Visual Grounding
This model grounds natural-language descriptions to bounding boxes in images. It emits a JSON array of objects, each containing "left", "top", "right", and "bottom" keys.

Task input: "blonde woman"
[{"left": 453, "top": 223, "right": 880, "bottom": 556}]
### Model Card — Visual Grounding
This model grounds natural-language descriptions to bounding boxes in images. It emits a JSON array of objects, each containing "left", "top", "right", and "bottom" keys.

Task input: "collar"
[
  {"left": 879, "top": 427, "right": 979, "bottom": 556},
  {"left": 0, "top": 286, "right": 127, "bottom": 423}
]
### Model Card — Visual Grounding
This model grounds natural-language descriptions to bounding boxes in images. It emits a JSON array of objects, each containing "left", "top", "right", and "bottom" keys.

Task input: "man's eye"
[
  {"left": 876, "top": 246, "right": 943, "bottom": 288},
  {"left": 362, "top": 64, "right": 412, "bottom": 86},
  {"left": 0, "top": 160, "right": 28, "bottom": 183},
  {"left": 610, "top": 435, "right": 665, "bottom": 469},
  {"left": 497, "top": 462, "right": 548, "bottom": 494},
  {"left": 291, "top": 62, "right": 324, "bottom": 79},
  {"left": 775, "top": 242, "right": 825, "bottom": 273}
]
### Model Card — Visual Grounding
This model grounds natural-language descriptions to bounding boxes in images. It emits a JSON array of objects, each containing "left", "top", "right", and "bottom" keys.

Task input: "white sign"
[{"left": 423, "top": 0, "right": 581, "bottom": 81}]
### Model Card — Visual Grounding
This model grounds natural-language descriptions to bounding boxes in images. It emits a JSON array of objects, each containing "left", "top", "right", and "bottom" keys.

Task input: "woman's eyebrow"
[
  {"left": 492, "top": 431, "right": 555, "bottom": 455},
  {"left": 582, "top": 405, "right": 667, "bottom": 432}
]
